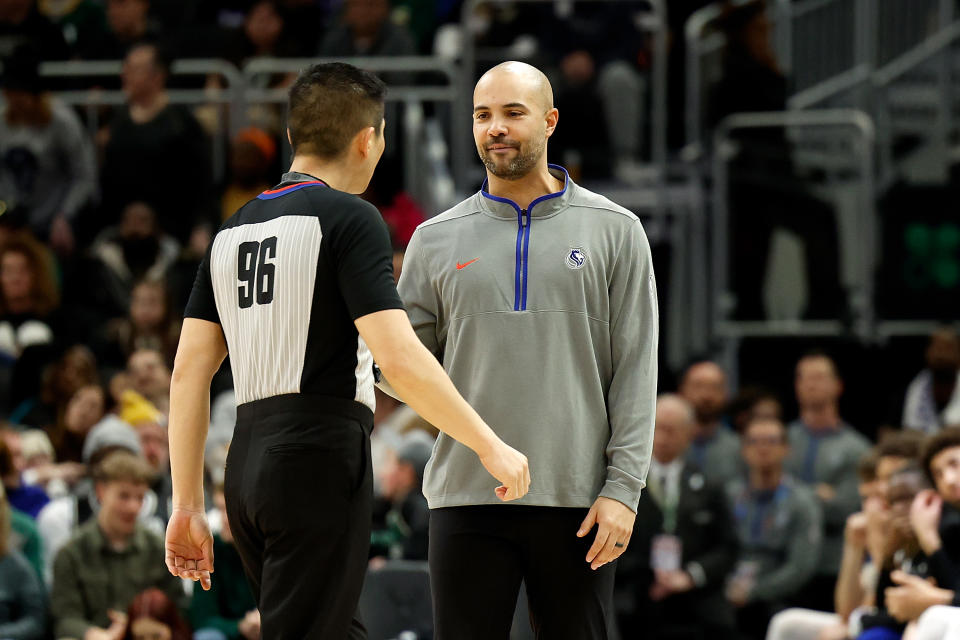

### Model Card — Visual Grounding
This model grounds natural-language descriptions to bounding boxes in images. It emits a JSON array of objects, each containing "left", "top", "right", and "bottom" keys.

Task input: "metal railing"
[{"left": 711, "top": 110, "right": 876, "bottom": 342}]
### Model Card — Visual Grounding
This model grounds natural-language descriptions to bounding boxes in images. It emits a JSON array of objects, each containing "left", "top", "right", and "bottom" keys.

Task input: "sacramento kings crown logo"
[{"left": 565, "top": 247, "right": 586, "bottom": 270}]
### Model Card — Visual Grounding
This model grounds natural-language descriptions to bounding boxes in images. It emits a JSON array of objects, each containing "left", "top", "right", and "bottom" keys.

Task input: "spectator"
[
  {"left": 75, "top": 0, "right": 159, "bottom": 60},
  {"left": 903, "top": 327, "right": 960, "bottom": 434},
  {"left": 767, "top": 433, "right": 922, "bottom": 640},
  {"left": 0, "top": 0, "right": 69, "bottom": 60},
  {"left": 100, "top": 42, "right": 211, "bottom": 243},
  {"left": 36, "top": 416, "right": 156, "bottom": 585},
  {"left": 126, "top": 348, "right": 171, "bottom": 415},
  {"left": 857, "top": 465, "right": 932, "bottom": 639},
  {"left": 729, "top": 386, "right": 782, "bottom": 434},
  {"left": 319, "top": 0, "right": 416, "bottom": 58},
  {"left": 616, "top": 394, "right": 738, "bottom": 640},
  {"left": 223, "top": 1, "right": 302, "bottom": 66},
  {"left": 89, "top": 202, "right": 181, "bottom": 321},
  {"left": 50, "top": 449, "right": 184, "bottom": 640},
  {"left": 726, "top": 416, "right": 822, "bottom": 639},
  {"left": 19, "top": 427, "right": 85, "bottom": 499},
  {"left": 190, "top": 485, "right": 258, "bottom": 640},
  {"left": 877, "top": 427, "right": 960, "bottom": 625},
  {"left": 679, "top": 360, "right": 742, "bottom": 487},
  {"left": 14, "top": 344, "right": 98, "bottom": 431},
  {"left": 103, "top": 278, "right": 181, "bottom": 368},
  {"left": 0, "top": 235, "right": 59, "bottom": 374},
  {"left": 371, "top": 431, "right": 433, "bottom": 562},
  {"left": 132, "top": 417, "right": 171, "bottom": 523},
  {"left": 0, "top": 483, "right": 46, "bottom": 640},
  {"left": 220, "top": 127, "right": 276, "bottom": 222},
  {"left": 548, "top": 50, "right": 612, "bottom": 181},
  {"left": 46, "top": 383, "right": 106, "bottom": 467},
  {"left": 0, "top": 45, "right": 97, "bottom": 250},
  {"left": 0, "top": 436, "right": 48, "bottom": 518},
  {"left": 786, "top": 350, "right": 871, "bottom": 610},
  {"left": 123, "top": 588, "right": 191, "bottom": 640}
]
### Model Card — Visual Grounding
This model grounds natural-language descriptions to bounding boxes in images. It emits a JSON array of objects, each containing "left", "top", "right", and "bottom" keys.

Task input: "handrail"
[
  {"left": 871, "top": 19, "right": 960, "bottom": 87},
  {"left": 242, "top": 56, "right": 459, "bottom": 81},
  {"left": 711, "top": 109, "right": 876, "bottom": 341}
]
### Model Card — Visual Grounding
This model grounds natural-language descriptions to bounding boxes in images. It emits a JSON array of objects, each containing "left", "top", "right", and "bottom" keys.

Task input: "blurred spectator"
[
  {"left": 903, "top": 327, "right": 960, "bottom": 434},
  {"left": 123, "top": 588, "right": 191, "bottom": 640},
  {"left": 390, "top": 0, "right": 436, "bottom": 53},
  {"left": 0, "top": 483, "right": 45, "bottom": 640},
  {"left": 223, "top": 0, "right": 300, "bottom": 65},
  {"left": 0, "top": 0, "right": 69, "bottom": 60},
  {"left": 19, "top": 426, "right": 85, "bottom": 498},
  {"left": 0, "top": 44, "right": 97, "bottom": 250},
  {"left": 37, "top": 0, "right": 109, "bottom": 56},
  {"left": 100, "top": 42, "right": 211, "bottom": 243},
  {"left": 679, "top": 360, "right": 742, "bottom": 487},
  {"left": 726, "top": 416, "right": 822, "bottom": 639},
  {"left": 220, "top": 127, "right": 275, "bottom": 222},
  {"left": 0, "top": 434, "right": 48, "bottom": 518},
  {"left": 319, "top": 0, "right": 416, "bottom": 58},
  {"left": 103, "top": 278, "right": 181, "bottom": 368},
  {"left": 0, "top": 235, "right": 58, "bottom": 371},
  {"left": 548, "top": 50, "right": 612, "bottom": 181},
  {"left": 786, "top": 351, "right": 871, "bottom": 610},
  {"left": 36, "top": 415, "right": 153, "bottom": 584},
  {"left": 75, "top": 0, "right": 159, "bottom": 60},
  {"left": 13, "top": 344, "right": 98, "bottom": 431},
  {"left": 131, "top": 416, "right": 170, "bottom": 523},
  {"left": 48, "top": 383, "right": 106, "bottom": 463},
  {"left": 729, "top": 386, "right": 782, "bottom": 434},
  {"left": 126, "top": 349, "right": 171, "bottom": 414},
  {"left": 616, "top": 395, "right": 738, "bottom": 640},
  {"left": 361, "top": 170, "right": 424, "bottom": 250},
  {"left": 90, "top": 202, "right": 181, "bottom": 320},
  {"left": 858, "top": 465, "right": 931, "bottom": 638},
  {"left": 190, "top": 485, "right": 258, "bottom": 640},
  {"left": 712, "top": 1, "right": 844, "bottom": 321},
  {"left": 50, "top": 449, "right": 184, "bottom": 640},
  {"left": 371, "top": 431, "right": 433, "bottom": 563}
]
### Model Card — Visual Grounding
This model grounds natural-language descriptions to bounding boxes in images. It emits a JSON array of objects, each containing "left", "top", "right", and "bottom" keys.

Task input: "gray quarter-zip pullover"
[{"left": 397, "top": 165, "right": 658, "bottom": 512}]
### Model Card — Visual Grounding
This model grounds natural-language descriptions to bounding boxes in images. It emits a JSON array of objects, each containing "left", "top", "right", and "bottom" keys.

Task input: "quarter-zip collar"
[{"left": 477, "top": 164, "right": 571, "bottom": 219}]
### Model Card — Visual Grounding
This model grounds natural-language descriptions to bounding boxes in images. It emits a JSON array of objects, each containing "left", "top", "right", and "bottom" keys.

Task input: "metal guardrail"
[{"left": 711, "top": 110, "right": 876, "bottom": 341}]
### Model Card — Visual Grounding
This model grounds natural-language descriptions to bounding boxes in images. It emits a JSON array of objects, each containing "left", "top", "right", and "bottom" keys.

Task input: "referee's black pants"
[
  {"left": 224, "top": 395, "right": 372, "bottom": 640},
  {"left": 429, "top": 505, "right": 617, "bottom": 640}
]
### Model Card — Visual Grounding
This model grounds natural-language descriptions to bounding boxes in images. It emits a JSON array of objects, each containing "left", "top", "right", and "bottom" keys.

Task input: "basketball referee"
[{"left": 163, "top": 63, "right": 530, "bottom": 640}]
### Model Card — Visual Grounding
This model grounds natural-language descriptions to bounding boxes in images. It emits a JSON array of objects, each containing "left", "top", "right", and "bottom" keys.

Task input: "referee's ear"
[{"left": 357, "top": 126, "right": 377, "bottom": 159}]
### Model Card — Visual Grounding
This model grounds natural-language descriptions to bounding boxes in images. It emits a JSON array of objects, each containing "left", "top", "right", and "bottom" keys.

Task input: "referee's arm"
[
  {"left": 356, "top": 308, "right": 530, "bottom": 502},
  {"left": 166, "top": 317, "right": 227, "bottom": 590}
]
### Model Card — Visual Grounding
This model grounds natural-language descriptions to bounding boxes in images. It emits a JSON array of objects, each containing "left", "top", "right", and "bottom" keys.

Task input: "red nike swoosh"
[{"left": 456, "top": 258, "right": 480, "bottom": 270}]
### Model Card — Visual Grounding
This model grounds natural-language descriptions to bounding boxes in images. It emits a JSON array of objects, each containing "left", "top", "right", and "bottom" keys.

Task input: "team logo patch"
[{"left": 565, "top": 247, "right": 586, "bottom": 270}]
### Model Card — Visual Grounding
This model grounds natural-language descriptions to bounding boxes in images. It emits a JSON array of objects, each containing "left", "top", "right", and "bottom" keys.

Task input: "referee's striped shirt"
[{"left": 184, "top": 171, "right": 404, "bottom": 414}]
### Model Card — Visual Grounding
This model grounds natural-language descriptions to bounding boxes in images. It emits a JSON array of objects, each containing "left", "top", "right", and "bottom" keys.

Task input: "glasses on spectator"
[{"left": 745, "top": 436, "right": 785, "bottom": 446}]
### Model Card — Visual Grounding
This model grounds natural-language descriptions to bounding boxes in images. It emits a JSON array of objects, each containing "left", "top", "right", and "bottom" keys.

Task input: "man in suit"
[{"left": 615, "top": 394, "right": 738, "bottom": 640}]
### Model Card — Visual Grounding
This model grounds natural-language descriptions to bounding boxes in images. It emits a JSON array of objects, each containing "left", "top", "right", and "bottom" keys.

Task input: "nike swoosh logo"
[{"left": 456, "top": 258, "right": 480, "bottom": 270}]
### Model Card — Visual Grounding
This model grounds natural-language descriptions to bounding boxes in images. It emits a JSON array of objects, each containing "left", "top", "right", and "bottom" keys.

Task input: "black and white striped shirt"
[{"left": 184, "top": 172, "right": 403, "bottom": 413}]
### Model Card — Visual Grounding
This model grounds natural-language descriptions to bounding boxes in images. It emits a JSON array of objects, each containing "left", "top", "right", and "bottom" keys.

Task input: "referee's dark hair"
[{"left": 287, "top": 62, "right": 386, "bottom": 159}]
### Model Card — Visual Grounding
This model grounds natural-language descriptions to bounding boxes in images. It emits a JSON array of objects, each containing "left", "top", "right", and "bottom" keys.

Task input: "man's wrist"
[{"left": 920, "top": 531, "right": 943, "bottom": 555}]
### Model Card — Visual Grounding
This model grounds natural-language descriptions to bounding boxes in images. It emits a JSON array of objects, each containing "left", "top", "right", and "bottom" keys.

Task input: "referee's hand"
[
  {"left": 165, "top": 507, "right": 215, "bottom": 590},
  {"left": 478, "top": 442, "right": 530, "bottom": 501}
]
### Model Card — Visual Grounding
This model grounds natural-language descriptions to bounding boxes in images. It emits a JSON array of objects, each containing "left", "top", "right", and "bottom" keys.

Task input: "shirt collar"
[
  {"left": 279, "top": 171, "right": 326, "bottom": 185},
  {"left": 89, "top": 521, "right": 148, "bottom": 554},
  {"left": 476, "top": 164, "right": 572, "bottom": 220}
]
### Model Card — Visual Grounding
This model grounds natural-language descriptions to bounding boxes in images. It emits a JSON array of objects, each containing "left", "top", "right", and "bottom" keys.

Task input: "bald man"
[{"left": 395, "top": 61, "right": 659, "bottom": 639}]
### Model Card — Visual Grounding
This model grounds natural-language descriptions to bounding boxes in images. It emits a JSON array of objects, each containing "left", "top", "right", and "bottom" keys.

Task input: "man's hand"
[
  {"left": 165, "top": 507, "right": 214, "bottom": 590},
  {"left": 654, "top": 569, "right": 695, "bottom": 595},
  {"left": 910, "top": 490, "right": 944, "bottom": 556},
  {"left": 816, "top": 483, "right": 837, "bottom": 502},
  {"left": 477, "top": 442, "right": 530, "bottom": 501},
  {"left": 885, "top": 570, "right": 953, "bottom": 622},
  {"left": 83, "top": 610, "right": 127, "bottom": 640},
  {"left": 238, "top": 609, "right": 261, "bottom": 640},
  {"left": 845, "top": 511, "right": 869, "bottom": 548},
  {"left": 577, "top": 496, "right": 635, "bottom": 570}
]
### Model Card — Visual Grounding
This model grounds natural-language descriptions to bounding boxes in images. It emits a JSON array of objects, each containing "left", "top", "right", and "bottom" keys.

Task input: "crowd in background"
[{"left": 1, "top": 0, "right": 959, "bottom": 639}]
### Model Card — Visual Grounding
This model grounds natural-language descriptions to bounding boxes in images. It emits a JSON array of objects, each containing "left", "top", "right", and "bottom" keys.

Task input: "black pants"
[
  {"left": 224, "top": 395, "right": 372, "bottom": 640},
  {"left": 429, "top": 505, "right": 617, "bottom": 640}
]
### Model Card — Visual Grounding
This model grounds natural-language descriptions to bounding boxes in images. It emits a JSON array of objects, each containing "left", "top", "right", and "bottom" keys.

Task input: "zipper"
[{"left": 514, "top": 209, "right": 530, "bottom": 311}]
